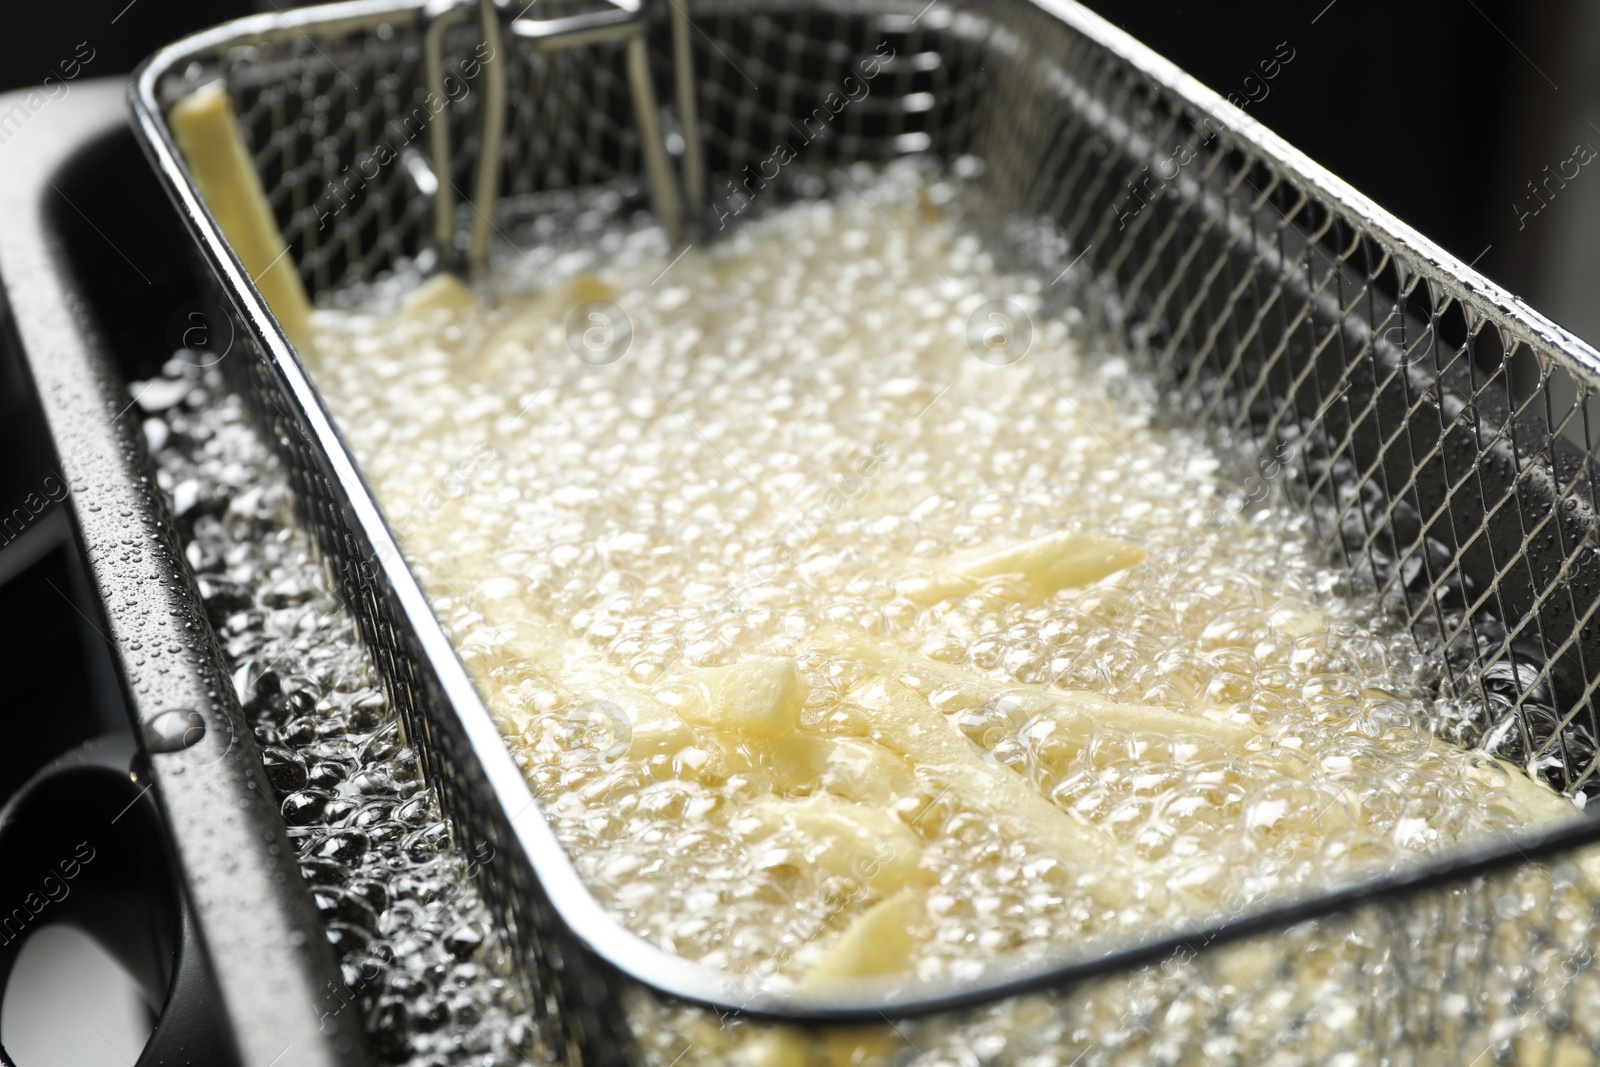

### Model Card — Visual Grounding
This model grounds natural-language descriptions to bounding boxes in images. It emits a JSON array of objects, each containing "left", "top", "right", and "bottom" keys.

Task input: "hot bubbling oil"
[{"left": 303, "top": 164, "right": 1580, "bottom": 994}]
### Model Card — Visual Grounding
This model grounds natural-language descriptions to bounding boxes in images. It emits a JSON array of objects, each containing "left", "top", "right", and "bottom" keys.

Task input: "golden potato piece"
[
  {"left": 741, "top": 733, "right": 834, "bottom": 794},
  {"left": 897, "top": 572, "right": 969, "bottom": 606},
  {"left": 1457, "top": 757, "right": 1600, "bottom": 891},
  {"left": 750, "top": 889, "right": 926, "bottom": 1067},
  {"left": 1266, "top": 600, "right": 1326, "bottom": 638},
  {"left": 957, "top": 529, "right": 1147, "bottom": 587},
  {"left": 715, "top": 734, "right": 912, "bottom": 803},
  {"left": 806, "top": 886, "right": 924, "bottom": 985},
  {"left": 403, "top": 273, "right": 478, "bottom": 314},
  {"left": 678, "top": 658, "right": 809, "bottom": 737},
  {"left": 902, "top": 529, "right": 1146, "bottom": 605},
  {"left": 169, "top": 84, "right": 312, "bottom": 347},
  {"left": 455, "top": 617, "right": 707, "bottom": 769},
  {"left": 745, "top": 797, "right": 928, "bottom": 895},
  {"left": 815, "top": 738, "right": 916, "bottom": 805},
  {"left": 657, "top": 731, "right": 917, "bottom": 804},
  {"left": 626, "top": 708, "right": 698, "bottom": 763},
  {"left": 851, "top": 676, "right": 1158, "bottom": 912},
  {"left": 569, "top": 273, "right": 616, "bottom": 304},
  {"left": 697, "top": 732, "right": 829, "bottom": 792},
  {"left": 819, "top": 630, "right": 1255, "bottom": 757},
  {"left": 1285, "top": 715, "right": 1592, "bottom": 887},
  {"left": 1025, "top": 693, "right": 1256, "bottom": 765},
  {"left": 456, "top": 621, "right": 812, "bottom": 775}
]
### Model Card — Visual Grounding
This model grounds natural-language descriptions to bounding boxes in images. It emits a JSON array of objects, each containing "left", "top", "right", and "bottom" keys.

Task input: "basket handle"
[{"left": 422, "top": 0, "right": 695, "bottom": 273}]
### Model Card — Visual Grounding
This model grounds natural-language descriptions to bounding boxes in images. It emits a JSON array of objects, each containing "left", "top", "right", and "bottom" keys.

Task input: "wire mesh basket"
[{"left": 131, "top": 0, "right": 1600, "bottom": 1063}]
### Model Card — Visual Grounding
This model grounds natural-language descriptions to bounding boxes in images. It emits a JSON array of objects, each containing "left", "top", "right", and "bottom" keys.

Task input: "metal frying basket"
[{"left": 131, "top": 0, "right": 1600, "bottom": 1062}]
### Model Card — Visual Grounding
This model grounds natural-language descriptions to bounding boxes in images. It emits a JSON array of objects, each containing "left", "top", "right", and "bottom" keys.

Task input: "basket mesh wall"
[
  {"left": 628, "top": 847, "right": 1600, "bottom": 1066},
  {"left": 964, "top": 1, "right": 1600, "bottom": 798},
  {"left": 223, "top": 22, "right": 434, "bottom": 292},
  {"left": 139, "top": 0, "right": 1600, "bottom": 1062},
  {"left": 501, "top": 32, "right": 641, "bottom": 198},
  {"left": 676, "top": 1, "right": 985, "bottom": 194}
]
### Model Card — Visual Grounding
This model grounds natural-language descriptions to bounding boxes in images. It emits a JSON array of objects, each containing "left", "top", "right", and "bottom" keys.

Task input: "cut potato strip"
[
  {"left": 403, "top": 273, "right": 477, "bottom": 314},
  {"left": 818, "top": 630, "right": 1256, "bottom": 756},
  {"left": 751, "top": 889, "right": 925, "bottom": 1067},
  {"left": 468, "top": 621, "right": 914, "bottom": 801},
  {"left": 831, "top": 632, "right": 1600, "bottom": 890},
  {"left": 900, "top": 529, "right": 1146, "bottom": 605},
  {"left": 1456, "top": 754, "right": 1595, "bottom": 888},
  {"left": 851, "top": 675, "right": 1162, "bottom": 911},
  {"left": 1460, "top": 757, "right": 1581, "bottom": 825},
  {"left": 711, "top": 734, "right": 915, "bottom": 803},
  {"left": 803, "top": 886, "right": 924, "bottom": 985},
  {"left": 744, "top": 797, "right": 928, "bottom": 895},
  {"left": 462, "top": 616, "right": 675, "bottom": 731},
  {"left": 169, "top": 84, "right": 313, "bottom": 346},
  {"left": 499, "top": 618, "right": 1164, "bottom": 909},
  {"left": 810, "top": 737, "right": 916, "bottom": 806},
  {"left": 678, "top": 658, "right": 809, "bottom": 737},
  {"left": 471, "top": 618, "right": 1593, "bottom": 992}
]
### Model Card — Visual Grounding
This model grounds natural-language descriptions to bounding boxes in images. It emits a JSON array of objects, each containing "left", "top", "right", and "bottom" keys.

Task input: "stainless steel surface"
[
  {"left": 0, "top": 78, "right": 363, "bottom": 1067},
  {"left": 127, "top": 0, "right": 1600, "bottom": 1060},
  {"left": 140, "top": 358, "right": 539, "bottom": 1066}
]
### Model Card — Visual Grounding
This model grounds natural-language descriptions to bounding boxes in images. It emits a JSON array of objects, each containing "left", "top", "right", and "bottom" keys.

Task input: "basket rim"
[{"left": 128, "top": 0, "right": 1600, "bottom": 1024}]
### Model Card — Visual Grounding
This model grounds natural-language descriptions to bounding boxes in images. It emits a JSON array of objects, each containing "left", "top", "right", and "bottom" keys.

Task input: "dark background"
[{"left": 1077, "top": 0, "right": 1597, "bottom": 343}]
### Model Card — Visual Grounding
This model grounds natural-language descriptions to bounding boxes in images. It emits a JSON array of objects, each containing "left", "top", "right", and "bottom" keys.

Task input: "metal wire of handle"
[
  {"left": 423, "top": 0, "right": 692, "bottom": 273},
  {"left": 421, "top": 0, "right": 472, "bottom": 260},
  {"left": 669, "top": 0, "right": 704, "bottom": 212}
]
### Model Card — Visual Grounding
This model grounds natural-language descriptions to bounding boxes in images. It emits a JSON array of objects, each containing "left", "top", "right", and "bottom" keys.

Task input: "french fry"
[
  {"left": 811, "top": 737, "right": 916, "bottom": 805},
  {"left": 625, "top": 701, "right": 699, "bottom": 762},
  {"left": 1460, "top": 756, "right": 1585, "bottom": 827},
  {"left": 804, "top": 886, "right": 925, "bottom": 984},
  {"left": 677, "top": 658, "right": 809, "bottom": 738},
  {"left": 169, "top": 84, "right": 313, "bottom": 347},
  {"left": 899, "top": 529, "right": 1146, "bottom": 605},
  {"left": 817, "top": 630, "right": 1257, "bottom": 758},
  {"left": 849, "top": 674, "right": 1160, "bottom": 912},
  {"left": 403, "top": 272, "right": 477, "bottom": 314},
  {"left": 1265, "top": 600, "right": 1326, "bottom": 638},
  {"left": 717, "top": 733, "right": 833, "bottom": 792},
  {"left": 459, "top": 617, "right": 699, "bottom": 767},
  {"left": 1453, "top": 756, "right": 1600, "bottom": 898},
  {"left": 751, "top": 889, "right": 926, "bottom": 1067},
  {"left": 1255, "top": 665, "right": 1594, "bottom": 878},
  {"left": 469, "top": 622, "right": 912, "bottom": 801},
  {"left": 713, "top": 734, "right": 915, "bottom": 803},
  {"left": 472, "top": 624, "right": 933, "bottom": 1067},
  {"left": 545, "top": 631, "right": 1156, "bottom": 913},
  {"left": 855, "top": 636, "right": 1592, "bottom": 879},
  {"left": 742, "top": 796, "right": 929, "bottom": 895}
]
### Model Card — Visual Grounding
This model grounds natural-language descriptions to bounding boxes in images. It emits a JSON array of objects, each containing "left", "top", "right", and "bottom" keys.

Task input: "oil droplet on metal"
[{"left": 143, "top": 708, "right": 206, "bottom": 753}]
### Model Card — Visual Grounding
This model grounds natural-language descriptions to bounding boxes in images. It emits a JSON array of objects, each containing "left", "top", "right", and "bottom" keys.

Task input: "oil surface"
[
  {"left": 140, "top": 365, "right": 539, "bottom": 1065},
  {"left": 300, "top": 164, "right": 1581, "bottom": 995}
]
